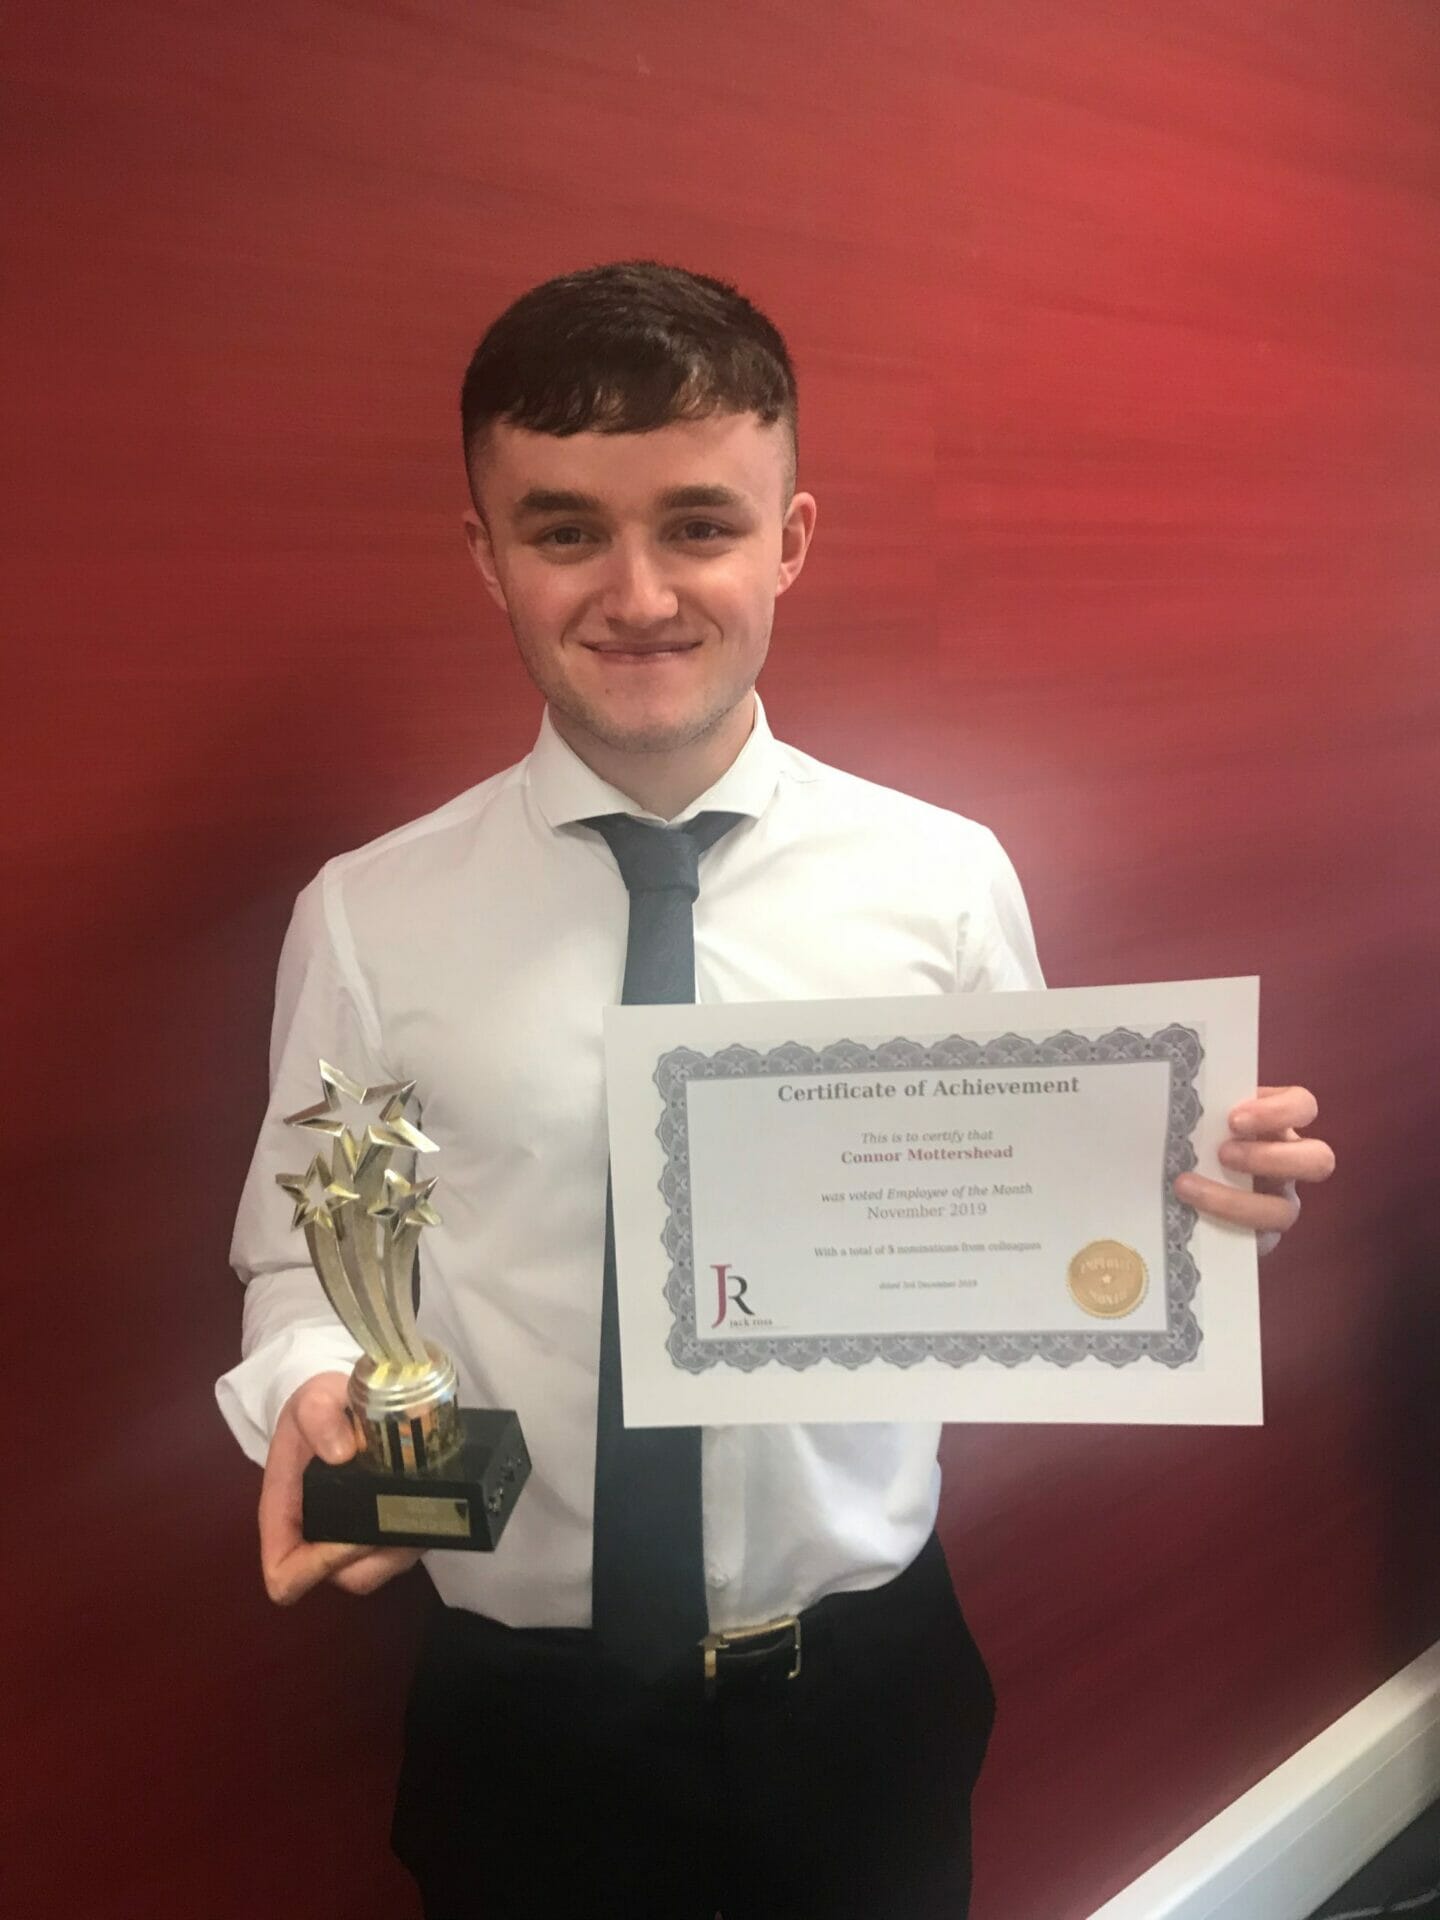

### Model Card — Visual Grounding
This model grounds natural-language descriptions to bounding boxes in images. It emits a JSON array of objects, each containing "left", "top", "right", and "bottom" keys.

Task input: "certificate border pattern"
[{"left": 653, "top": 1027, "right": 1204, "bottom": 1374}]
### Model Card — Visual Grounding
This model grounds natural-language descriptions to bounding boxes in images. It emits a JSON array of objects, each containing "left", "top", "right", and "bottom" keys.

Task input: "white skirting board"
[{"left": 1085, "top": 1638, "right": 1440, "bottom": 1920}]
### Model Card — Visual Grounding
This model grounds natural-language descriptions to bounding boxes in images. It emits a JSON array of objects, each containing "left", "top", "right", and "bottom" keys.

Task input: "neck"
[{"left": 552, "top": 694, "right": 756, "bottom": 820}]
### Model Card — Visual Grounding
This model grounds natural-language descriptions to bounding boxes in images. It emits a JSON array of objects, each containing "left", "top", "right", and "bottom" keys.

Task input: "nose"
[{"left": 598, "top": 538, "right": 680, "bottom": 628}]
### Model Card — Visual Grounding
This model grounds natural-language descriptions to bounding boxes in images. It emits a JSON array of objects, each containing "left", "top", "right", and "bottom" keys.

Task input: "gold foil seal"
[{"left": 1067, "top": 1240, "right": 1148, "bottom": 1318}]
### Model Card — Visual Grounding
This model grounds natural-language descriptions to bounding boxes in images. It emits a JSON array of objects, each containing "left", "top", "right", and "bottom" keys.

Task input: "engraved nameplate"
[{"left": 375, "top": 1494, "right": 472, "bottom": 1538}]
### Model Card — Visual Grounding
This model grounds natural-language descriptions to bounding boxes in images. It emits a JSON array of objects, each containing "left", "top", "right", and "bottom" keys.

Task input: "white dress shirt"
[{"left": 217, "top": 698, "right": 1044, "bottom": 1631}]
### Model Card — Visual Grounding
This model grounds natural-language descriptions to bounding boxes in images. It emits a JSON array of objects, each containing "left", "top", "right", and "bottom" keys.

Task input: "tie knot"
[{"left": 583, "top": 811, "right": 744, "bottom": 899}]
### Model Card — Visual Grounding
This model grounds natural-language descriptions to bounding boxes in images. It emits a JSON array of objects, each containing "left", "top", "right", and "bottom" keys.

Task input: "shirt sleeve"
[
  {"left": 214, "top": 866, "right": 381, "bottom": 1466},
  {"left": 957, "top": 827, "right": 1046, "bottom": 992}
]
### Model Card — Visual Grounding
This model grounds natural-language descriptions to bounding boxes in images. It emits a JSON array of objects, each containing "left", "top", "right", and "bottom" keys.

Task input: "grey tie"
[{"left": 583, "top": 809, "right": 745, "bottom": 1676}]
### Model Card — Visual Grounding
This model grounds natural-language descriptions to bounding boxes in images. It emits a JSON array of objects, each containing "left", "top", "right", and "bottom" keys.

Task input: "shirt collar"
[{"left": 525, "top": 695, "right": 782, "bottom": 829}]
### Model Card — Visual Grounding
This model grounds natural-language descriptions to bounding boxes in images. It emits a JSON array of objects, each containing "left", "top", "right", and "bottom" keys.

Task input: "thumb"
[{"left": 289, "top": 1374, "right": 359, "bottom": 1467}]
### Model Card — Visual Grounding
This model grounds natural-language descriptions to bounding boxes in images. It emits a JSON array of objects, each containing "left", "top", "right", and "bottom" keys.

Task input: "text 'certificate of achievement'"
[{"left": 603, "top": 978, "right": 1261, "bottom": 1428}]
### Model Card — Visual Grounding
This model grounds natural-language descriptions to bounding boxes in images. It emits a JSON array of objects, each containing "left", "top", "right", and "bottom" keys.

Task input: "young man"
[{"left": 219, "top": 261, "right": 1333, "bottom": 1919}]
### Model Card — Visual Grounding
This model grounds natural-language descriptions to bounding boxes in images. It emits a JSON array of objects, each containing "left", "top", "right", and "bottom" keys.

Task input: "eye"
[
  {"left": 537, "top": 526, "right": 592, "bottom": 548},
  {"left": 677, "top": 522, "right": 734, "bottom": 542}
]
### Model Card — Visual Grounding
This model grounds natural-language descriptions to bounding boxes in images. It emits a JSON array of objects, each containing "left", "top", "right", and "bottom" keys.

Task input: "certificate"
[{"left": 603, "top": 977, "right": 1261, "bottom": 1427}]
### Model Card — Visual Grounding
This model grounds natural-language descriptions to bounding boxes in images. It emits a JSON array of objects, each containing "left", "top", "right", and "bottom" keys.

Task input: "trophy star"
[
  {"left": 377, "top": 1080, "right": 419, "bottom": 1122},
  {"left": 370, "top": 1169, "right": 444, "bottom": 1231},
  {"left": 275, "top": 1153, "right": 361, "bottom": 1232},
  {"left": 379, "top": 1112, "right": 440, "bottom": 1154},
  {"left": 283, "top": 1060, "right": 369, "bottom": 1138},
  {"left": 285, "top": 1060, "right": 439, "bottom": 1161},
  {"left": 407, "top": 1188, "right": 443, "bottom": 1229}
]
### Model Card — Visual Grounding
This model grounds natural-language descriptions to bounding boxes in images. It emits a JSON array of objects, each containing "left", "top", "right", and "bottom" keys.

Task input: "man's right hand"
[{"left": 259, "top": 1371, "right": 423, "bottom": 1605}]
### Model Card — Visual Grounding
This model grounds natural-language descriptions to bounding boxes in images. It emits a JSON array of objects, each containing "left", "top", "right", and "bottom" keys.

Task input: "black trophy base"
[{"left": 302, "top": 1408, "right": 530, "bottom": 1552}]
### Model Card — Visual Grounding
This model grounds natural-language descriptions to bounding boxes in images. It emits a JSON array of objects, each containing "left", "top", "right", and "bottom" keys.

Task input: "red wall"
[{"left": 5, "top": 4, "right": 1438, "bottom": 1914}]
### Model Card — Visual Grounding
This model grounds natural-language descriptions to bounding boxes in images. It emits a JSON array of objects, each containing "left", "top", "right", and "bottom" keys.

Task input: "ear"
[
  {"left": 463, "top": 510, "right": 510, "bottom": 615},
  {"left": 775, "top": 491, "right": 818, "bottom": 597}
]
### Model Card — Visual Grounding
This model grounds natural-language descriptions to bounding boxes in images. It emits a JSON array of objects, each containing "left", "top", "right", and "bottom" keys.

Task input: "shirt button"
[{"left": 705, "top": 1564, "right": 729, "bottom": 1590}]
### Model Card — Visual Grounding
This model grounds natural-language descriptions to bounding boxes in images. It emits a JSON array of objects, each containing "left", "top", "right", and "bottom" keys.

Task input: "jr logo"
[{"left": 711, "top": 1263, "right": 756, "bottom": 1328}]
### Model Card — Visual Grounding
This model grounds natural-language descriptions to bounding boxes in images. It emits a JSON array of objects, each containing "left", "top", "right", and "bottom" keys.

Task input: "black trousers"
[{"left": 391, "top": 1534, "right": 994, "bottom": 1920}]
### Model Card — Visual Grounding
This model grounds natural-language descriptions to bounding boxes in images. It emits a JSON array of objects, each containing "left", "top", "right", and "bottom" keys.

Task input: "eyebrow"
[{"left": 510, "top": 484, "right": 753, "bottom": 524}]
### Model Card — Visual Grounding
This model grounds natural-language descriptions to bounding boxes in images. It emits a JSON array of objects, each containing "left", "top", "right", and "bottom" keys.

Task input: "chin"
[
  {"left": 565, "top": 694, "right": 737, "bottom": 758},
  {"left": 588, "top": 716, "right": 708, "bottom": 755}
]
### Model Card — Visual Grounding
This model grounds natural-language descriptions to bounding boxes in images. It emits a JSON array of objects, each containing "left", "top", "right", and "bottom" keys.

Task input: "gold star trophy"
[{"left": 277, "top": 1061, "right": 529, "bottom": 1551}]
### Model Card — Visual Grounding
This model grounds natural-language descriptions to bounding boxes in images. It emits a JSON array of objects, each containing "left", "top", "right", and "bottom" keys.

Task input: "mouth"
[{"left": 581, "top": 640, "right": 703, "bottom": 664}]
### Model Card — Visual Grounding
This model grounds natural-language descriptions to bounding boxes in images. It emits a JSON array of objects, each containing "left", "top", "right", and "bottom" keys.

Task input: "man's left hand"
[{"left": 1173, "top": 1085, "right": 1335, "bottom": 1255}]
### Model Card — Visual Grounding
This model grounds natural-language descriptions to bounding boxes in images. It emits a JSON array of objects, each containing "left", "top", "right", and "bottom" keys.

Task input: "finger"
[
  {"left": 257, "top": 1422, "right": 371, "bottom": 1602},
  {"left": 271, "top": 1537, "right": 379, "bottom": 1606},
  {"left": 291, "top": 1379, "right": 358, "bottom": 1467},
  {"left": 258, "top": 1375, "right": 358, "bottom": 1604},
  {"left": 328, "top": 1548, "right": 423, "bottom": 1597},
  {"left": 259, "top": 1445, "right": 370, "bottom": 1605},
  {"left": 1173, "top": 1171, "right": 1301, "bottom": 1235},
  {"left": 259, "top": 1439, "right": 402, "bottom": 1604},
  {"left": 1218, "top": 1137, "right": 1336, "bottom": 1183},
  {"left": 257, "top": 1402, "right": 308, "bottom": 1586},
  {"left": 1228, "top": 1086, "right": 1319, "bottom": 1137}
]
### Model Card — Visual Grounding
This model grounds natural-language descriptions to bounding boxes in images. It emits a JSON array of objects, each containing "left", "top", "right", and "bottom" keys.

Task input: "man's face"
[{"left": 464, "top": 412, "right": 816, "bottom": 761}]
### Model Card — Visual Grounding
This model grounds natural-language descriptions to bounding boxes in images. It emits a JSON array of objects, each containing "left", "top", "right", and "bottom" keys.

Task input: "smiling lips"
[{"left": 582, "top": 640, "right": 702, "bottom": 663}]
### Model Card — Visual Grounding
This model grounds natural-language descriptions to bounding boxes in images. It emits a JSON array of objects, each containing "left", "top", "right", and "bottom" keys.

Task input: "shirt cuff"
[{"left": 214, "top": 1322, "right": 364, "bottom": 1467}]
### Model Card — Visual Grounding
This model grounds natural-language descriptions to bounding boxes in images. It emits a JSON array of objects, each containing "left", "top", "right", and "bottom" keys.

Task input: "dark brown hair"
[{"left": 460, "top": 259, "right": 798, "bottom": 509}]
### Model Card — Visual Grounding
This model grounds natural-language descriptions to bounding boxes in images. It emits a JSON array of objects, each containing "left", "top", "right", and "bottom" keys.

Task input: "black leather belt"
[
  {"left": 699, "top": 1615, "right": 802, "bottom": 1699},
  {"left": 693, "top": 1535, "right": 954, "bottom": 1700}
]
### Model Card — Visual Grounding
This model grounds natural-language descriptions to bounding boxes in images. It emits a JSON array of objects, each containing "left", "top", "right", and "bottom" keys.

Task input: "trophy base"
[{"left": 302, "top": 1408, "right": 530, "bottom": 1552}]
